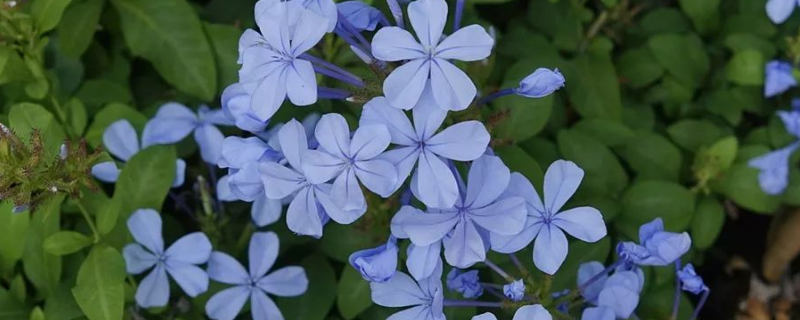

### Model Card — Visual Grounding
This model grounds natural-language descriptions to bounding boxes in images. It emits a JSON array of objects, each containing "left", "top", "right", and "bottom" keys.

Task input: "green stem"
[
  {"left": 235, "top": 223, "right": 256, "bottom": 253},
  {"left": 76, "top": 200, "right": 100, "bottom": 243}
]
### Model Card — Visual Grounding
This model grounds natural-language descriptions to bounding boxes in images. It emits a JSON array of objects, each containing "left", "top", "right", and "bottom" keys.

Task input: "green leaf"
[
  {"left": 691, "top": 197, "right": 725, "bottom": 250},
  {"left": 44, "top": 283, "right": 84, "bottom": 320},
  {"left": 29, "top": 307, "right": 45, "bottom": 320},
  {"left": 0, "top": 202, "right": 30, "bottom": 275},
  {"left": 57, "top": 0, "right": 104, "bottom": 58},
  {"left": 32, "top": 0, "right": 74, "bottom": 33},
  {"left": 636, "top": 9, "right": 692, "bottom": 36},
  {"left": 714, "top": 164, "right": 780, "bottom": 214},
  {"left": 71, "top": 245, "right": 126, "bottom": 320},
  {"left": 495, "top": 146, "right": 544, "bottom": 187},
  {"left": 96, "top": 197, "right": 120, "bottom": 236},
  {"left": 112, "top": 0, "right": 217, "bottom": 100},
  {"left": 638, "top": 284, "right": 694, "bottom": 319},
  {"left": 0, "top": 46, "right": 10, "bottom": 77},
  {"left": 678, "top": 0, "right": 721, "bottom": 34},
  {"left": 337, "top": 267, "right": 372, "bottom": 320},
  {"left": 9, "top": 103, "right": 67, "bottom": 160},
  {"left": 65, "top": 98, "right": 88, "bottom": 136},
  {"left": 557, "top": 130, "right": 629, "bottom": 197},
  {"left": 0, "top": 287, "right": 28, "bottom": 320},
  {"left": 616, "top": 47, "right": 665, "bottom": 89},
  {"left": 647, "top": 33, "right": 709, "bottom": 88},
  {"left": 44, "top": 232, "right": 92, "bottom": 256},
  {"left": 617, "top": 131, "right": 683, "bottom": 182},
  {"left": 85, "top": 103, "right": 147, "bottom": 147},
  {"left": 726, "top": 49, "right": 765, "bottom": 86},
  {"left": 724, "top": 33, "right": 777, "bottom": 57},
  {"left": 23, "top": 196, "right": 64, "bottom": 297},
  {"left": 277, "top": 255, "right": 337, "bottom": 320},
  {"left": 618, "top": 181, "right": 695, "bottom": 238},
  {"left": 75, "top": 80, "right": 133, "bottom": 110},
  {"left": 526, "top": 0, "right": 584, "bottom": 51},
  {"left": 321, "top": 224, "right": 380, "bottom": 263},
  {"left": 667, "top": 120, "right": 727, "bottom": 152},
  {"left": 204, "top": 23, "right": 240, "bottom": 94},
  {"left": 572, "top": 119, "right": 635, "bottom": 147},
  {"left": 565, "top": 50, "right": 623, "bottom": 120}
]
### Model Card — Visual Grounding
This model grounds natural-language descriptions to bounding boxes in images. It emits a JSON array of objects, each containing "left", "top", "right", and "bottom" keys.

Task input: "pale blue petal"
[
  {"left": 237, "top": 29, "right": 267, "bottom": 64},
  {"left": 490, "top": 217, "right": 543, "bottom": 254},
  {"left": 249, "top": 232, "right": 280, "bottom": 279},
  {"left": 172, "top": 159, "right": 186, "bottom": 188},
  {"left": 127, "top": 209, "right": 164, "bottom": 253},
  {"left": 248, "top": 61, "right": 288, "bottom": 122},
  {"left": 442, "top": 219, "right": 486, "bottom": 268},
  {"left": 286, "top": 59, "right": 318, "bottom": 106},
  {"left": 360, "top": 97, "right": 418, "bottom": 145},
  {"left": 533, "top": 225, "right": 568, "bottom": 275},
  {"left": 464, "top": 156, "right": 510, "bottom": 208},
  {"left": 135, "top": 265, "right": 170, "bottom": 308},
  {"left": 92, "top": 161, "right": 120, "bottom": 183},
  {"left": 749, "top": 143, "right": 800, "bottom": 195},
  {"left": 355, "top": 159, "right": 398, "bottom": 197},
  {"left": 605, "top": 271, "right": 642, "bottom": 292},
  {"left": 779, "top": 110, "right": 800, "bottom": 138},
  {"left": 330, "top": 168, "right": 367, "bottom": 218},
  {"left": 638, "top": 218, "right": 664, "bottom": 243},
  {"left": 165, "top": 232, "right": 212, "bottom": 264},
  {"left": 412, "top": 85, "right": 447, "bottom": 140},
  {"left": 205, "top": 286, "right": 250, "bottom": 320},
  {"left": 435, "top": 25, "right": 493, "bottom": 61},
  {"left": 198, "top": 106, "right": 235, "bottom": 126},
  {"left": 504, "top": 172, "right": 546, "bottom": 214},
  {"left": 103, "top": 120, "right": 139, "bottom": 161},
  {"left": 470, "top": 197, "right": 527, "bottom": 236},
  {"left": 415, "top": 150, "right": 458, "bottom": 209},
  {"left": 406, "top": 242, "right": 441, "bottom": 280},
  {"left": 315, "top": 113, "right": 352, "bottom": 158},
  {"left": 473, "top": 313, "right": 497, "bottom": 320},
  {"left": 581, "top": 307, "right": 615, "bottom": 320},
  {"left": 286, "top": 187, "right": 324, "bottom": 237},
  {"left": 383, "top": 59, "right": 431, "bottom": 110},
  {"left": 765, "top": 60, "right": 798, "bottom": 97},
  {"left": 372, "top": 27, "right": 426, "bottom": 61},
  {"left": 302, "top": 150, "right": 346, "bottom": 184},
  {"left": 195, "top": 125, "right": 225, "bottom": 164},
  {"left": 645, "top": 232, "right": 691, "bottom": 265},
  {"left": 122, "top": 243, "right": 156, "bottom": 274},
  {"left": 279, "top": 119, "right": 310, "bottom": 170},
  {"left": 407, "top": 0, "right": 447, "bottom": 47},
  {"left": 381, "top": 147, "right": 420, "bottom": 191},
  {"left": 577, "top": 261, "right": 607, "bottom": 302},
  {"left": 207, "top": 252, "right": 250, "bottom": 285},
  {"left": 217, "top": 175, "right": 238, "bottom": 202},
  {"left": 298, "top": 0, "right": 337, "bottom": 33},
  {"left": 370, "top": 272, "right": 426, "bottom": 307},
  {"left": 543, "top": 160, "right": 584, "bottom": 214},
  {"left": 349, "top": 239, "right": 398, "bottom": 283},
  {"left": 165, "top": 261, "right": 209, "bottom": 297},
  {"left": 219, "top": 137, "right": 271, "bottom": 170},
  {"left": 553, "top": 207, "right": 607, "bottom": 242},
  {"left": 390, "top": 205, "right": 421, "bottom": 239},
  {"left": 387, "top": 306, "right": 433, "bottom": 320},
  {"left": 258, "top": 266, "right": 309, "bottom": 296},
  {"left": 597, "top": 285, "right": 639, "bottom": 319},
  {"left": 766, "top": 0, "right": 796, "bottom": 24},
  {"left": 260, "top": 162, "right": 306, "bottom": 199},
  {"left": 229, "top": 163, "right": 264, "bottom": 201},
  {"left": 401, "top": 210, "right": 459, "bottom": 246},
  {"left": 513, "top": 305, "right": 552, "bottom": 320},
  {"left": 252, "top": 195, "right": 282, "bottom": 227},
  {"left": 141, "top": 103, "right": 197, "bottom": 147},
  {"left": 338, "top": 1, "right": 383, "bottom": 31},
  {"left": 221, "top": 83, "right": 267, "bottom": 132},
  {"left": 250, "top": 290, "right": 284, "bottom": 320},
  {"left": 351, "top": 124, "right": 391, "bottom": 160},
  {"left": 426, "top": 121, "right": 490, "bottom": 162},
  {"left": 430, "top": 58, "right": 477, "bottom": 111},
  {"left": 515, "top": 68, "right": 565, "bottom": 98}
]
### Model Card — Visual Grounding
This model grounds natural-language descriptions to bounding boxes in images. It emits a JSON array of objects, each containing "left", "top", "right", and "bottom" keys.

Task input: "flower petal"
[
  {"left": 103, "top": 120, "right": 139, "bottom": 161},
  {"left": 597, "top": 285, "right": 639, "bottom": 319},
  {"left": 205, "top": 286, "right": 250, "bottom": 320},
  {"left": 141, "top": 103, "right": 197, "bottom": 147},
  {"left": 219, "top": 137, "right": 271, "bottom": 169},
  {"left": 386, "top": 305, "right": 432, "bottom": 320},
  {"left": 279, "top": 119, "right": 310, "bottom": 169},
  {"left": 414, "top": 150, "right": 458, "bottom": 209},
  {"left": 504, "top": 172, "right": 546, "bottom": 214},
  {"left": 434, "top": 25, "right": 494, "bottom": 61},
  {"left": 252, "top": 195, "right": 283, "bottom": 227},
  {"left": 246, "top": 59, "right": 288, "bottom": 122},
  {"left": 291, "top": 9, "right": 330, "bottom": 54},
  {"left": 581, "top": 307, "right": 616, "bottom": 320},
  {"left": 406, "top": 242, "right": 442, "bottom": 280},
  {"left": 127, "top": 209, "right": 164, "bottom": 253},
  {"left": 229, "top": 163, "right": 265, "bottom": 201},
  {"left": 250, "top": 290, "right": 285, "bottom": 320},
  {"left": 412, "top": 84, "right": 447, "bottom": 140},
  {"left": 426, "top": 121, "right": 489, "bottom": 162},
  {"left": 577, "top": 261, "right": 607, "bottom": 303},
  {"left": 370, "top": 272, "right": 426, "bottom": 307},
  {"left": 430, "top": 58, "right": 477, "bottom": 111},
  {"left": 286, "top": 59, "right": 318, "bottom": 106},
  {"left": 356, "top": 159, "right": 398, "bottom": 197},
  {"left": 401, "top": 210, "right": 459, "bottom": 246},
  {"left": 195, "top": 124, "right": 225, "bottom": 164},
  {"left": 249, "top": 232, "right": 280, "bottom": 279},
  {"left": 173, "top": 159, "right": 186, "bottom": 188},
  {"left": 314, "top": 114, "right": 351, "bottom": 159},
  {"left": 260, "top": 162, "right": 306, "bottom": 199},
  {"left": 207, "top": 252, "right": 250, "bottom": 285},
  {"left": 533, "top": 225, "right": 568, "bottom": 275},
  {"left": 513, "top": 305, "right": 552, "bottom": 320},
  {"left": 407, "top": 0, "right": 447, "bottom": 47},
  {"left": 351, "top": 124, "right": 391, "bottom": 160},
  {"left": 302, "top": 150, "right": 346, "bottom": 184},
  {"left": 473, "top": 313, "right": 498, "bottom": 320},
  {"left": 553, "top": 207, "right": 606, "bottom": 242},
  {"left": 286, "top": 187, "right": 324, "bottom": 237},
  {"left": 489, "top": 217, "right": 543, "bottom": 254},
  {"left": 381, "top": 147, "right": 421, "bottom": 192},
  {"left": 92, "top": 161, "right": 121, "bottom": 183},
  {"left": 165, "top": 261, "right": 209, "bottom": 297},
  {"left": 748, "top": 142, "right": 800, "bottom": 195},
  {"left": 766, "top": 0, "right": 796, "bottom": 24},
  {"left": 470, "top": 197, "right": 527, "bottom": 236},
  {"left": 360, "top": 97, "right": 418, "bottom": 145},
  {"left": 258, "top": 266, "right": 309, "bottom": 296},
  {"left": 372, "top": 27, "right": 426, "bottom": 61},
  {"left": 383, "top": 59, "right": 431, "bottom": 110},
  {"left": 165, "top": 232, "right": 212, "bottom": 264},
  {"left": 442, "top": 219, "right": 486, "bottom": 268},
  {"left": 135, "top": 265, "right": 170, "bottom": 308},
  {"left": 123, "top": 244, "right": 157, "bottom": 274},
  {"left": 543, "top": 160, "right": 584, "bottom": 214},
  {"left": 464, "top": 156, "right": 510, "bottom": 207}
]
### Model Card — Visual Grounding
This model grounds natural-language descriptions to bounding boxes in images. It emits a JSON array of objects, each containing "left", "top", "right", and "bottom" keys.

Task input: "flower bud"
[
  {"left": 348, "top": 237, "right": 398, "bottom": 283},
  {"left": 446, "top": 268, "right": 483, "bottom": 299},
  {"left": 503, "top": 279, "right": 525, "bottom": 301},
  {"left": 514, "top": 68, "right": 565, "bottom": 98},
  {"left": 221, "top": 83, "right": 268, "bottom": 133}
]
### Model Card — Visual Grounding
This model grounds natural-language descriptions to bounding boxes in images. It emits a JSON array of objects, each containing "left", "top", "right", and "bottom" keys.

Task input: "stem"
[
  {"left": 482, "top": 285, "right": 505, "bottom": 300},
  {"left": 578, "top": 10, "right": 609, "bottom": 53},
  {"left": 169, "top": 191, "right": 195, "bottom": 219},
  {"left": 671, "top": 259, "right": 682, "bottom": 320},
  {"left": 75, "top": 200, "right": 100, "bottom": 242},
  {"left": 484, "top": 260, "right": 512, "bottom": 281},
  {"left": 235, "top": 223, "right": 256, "bottom": 253},
  {"left": 578, "top": 259, "right": 623, "bottom": 291},
  {"left": 508, "top": 254, "right": 527, "bottom": 275},
  {"left": 689, "top": 289, "right": 710, "bottom": 320},
  {"left": 478, "top": 88, "right": 515, "bottom": 106},
  {"left": 443, "top": 299, "right": 503, "bottom": 308}
]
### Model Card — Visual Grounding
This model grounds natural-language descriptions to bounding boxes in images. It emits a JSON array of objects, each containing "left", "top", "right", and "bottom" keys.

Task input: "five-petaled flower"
[
  {"left": 370, "top": 262, "right": 444, "bottom": 320},
  {"left": 142, "top": 102, "right": 234, "bottom": 164},
  {"left": 616, "top": 218, "right": 691, "bottom": 267}
]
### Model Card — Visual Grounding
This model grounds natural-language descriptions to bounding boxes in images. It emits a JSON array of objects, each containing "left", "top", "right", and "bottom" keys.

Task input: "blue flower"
[
  {"left": 677, "top": 264, "right": 708, "bottom": 295},
  {"left": 221, "top": 83, "right": 267, "bottom": 133},
  {"left": 205, "top": 232, "right": 308, "bottom": 320},
  {"left": 596, "top": 270, "right": 643, "bottom": 319},
  {"left": 142, "top": 103, "right": 233, "bottom": 164},
  {"left": 472, "top": 305, "right": 553, "bottom": 320},
  {"left": 91, "top": 120, "right": 185, "bottom": 188},
  {"left": 370, "top": 263, "right": 444, "bottom": 320},
  {"left": 749, "top": 110, "right": 800, "bottom": 195},
  {"left": 360, "top": 86, "right": 490, "bottom": 209},
  {"left": 515, "top": 68, "right": 565, "bottom": 98},
  {"left": 259, "top": 119, "right": 352, "bottom": 238},
  {"left": 446, "top": 268, "right": 483, "bottom": 299},
  {"left": 256, "top": 0, "right": 338, "bottom": 33},
  {"left": 503, "top": 279, "right": 525, "bottom": 301},
  {"left": 122, "top": 209, "right": 212, "bottom": 308},
  {"left": 217, "top": 175, "right": 283, "bottom": 227},
  {"left": 393, "top": 155, "right": 526, "bottom": 268},
  {"left": 302, "top": 114, "right": 398, "bottom": 222},
  {"left": 581, "top": 306, "right": 615, "bottom": 320},
  {"left": 767, "top": 0, "right": 799, "bottom": 24},
  {"left": 765, "top": 61, "right": 797, "bottom": 97},
  {"left": 616, "top": 218, "right": 691, "bottom": 266},
  {"left": 338, "top": 1, "right": 384, "bottom": 32},
  {"left": 490, "top": 160, "right": 607, "bottom": 275},
  {"left": 349, "top": 236, "right": 399, "bottom": 283},
  {"left": 577, "top": 261, "right": 607, "bottom": 303},
  {"left": 238, "top": 9, "right": 328, "bottom": 122},
  {"left": 371, "top": 0, "right": 494, "bottom": 110}
]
